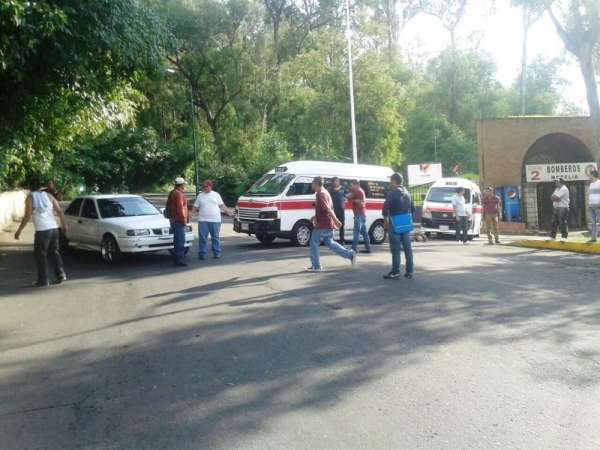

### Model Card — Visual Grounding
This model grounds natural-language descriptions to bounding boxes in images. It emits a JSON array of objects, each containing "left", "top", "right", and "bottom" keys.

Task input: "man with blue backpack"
[{"left": 382, "top": 173, "right": 414, "bottom": 280}]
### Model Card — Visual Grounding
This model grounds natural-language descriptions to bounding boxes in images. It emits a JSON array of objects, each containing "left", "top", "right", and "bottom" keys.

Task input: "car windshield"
[
  {"left": 245, "top": 173, "right": 294, "bottom": 196},
  {"left": 97, "top": 197, "right": 160, "bottom": 218},
  {"left": 426, "top": 187, "right": 471, "bottom": 203}
]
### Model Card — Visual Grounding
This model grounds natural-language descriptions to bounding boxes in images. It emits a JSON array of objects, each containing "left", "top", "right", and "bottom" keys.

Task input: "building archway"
[{"left": 522, "top": 133, "right": 594, "bottom": 230}]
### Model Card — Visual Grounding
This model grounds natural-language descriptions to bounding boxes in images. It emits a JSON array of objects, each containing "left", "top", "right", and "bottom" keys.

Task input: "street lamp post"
[
  {"left": 345, "top": 0, "right": 358, "bottom": 164},
  {"left": 188, "top": 85, "right": 200, "bottom": 197}
]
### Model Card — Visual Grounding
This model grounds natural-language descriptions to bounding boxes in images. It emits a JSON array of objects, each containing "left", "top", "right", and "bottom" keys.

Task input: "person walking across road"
[
  {"left": 587, "top": 169, "right": 600, "bottom": 243},
  {"left": 347, "top": 179, "right": 371, "bottom": 254},
  {"left": 452, "top": 187, "right": 470, "bottom": 244},
  {"left": 482, "top": 187, "right": 502, "bottom": 244},
  {"left": 307, "top": 177, "right": 356, "bottom": 271},
  {"left": 382, "top": 173, "right": 414, "bottom": 280},
  {"left": 329, "top": 177, "right": 346, "bottom": 244},
  {"left": 193, "top": 180, "right": 233, "bottom": 260},
  {"left": 14, "top": 183, "right": 68, "bottom": 287},
  {"left": 549, "top": 178, "right": 570, "bottom": 242},
  {"left": 166, "top": 177, "right": 189, "bottom": 267}
]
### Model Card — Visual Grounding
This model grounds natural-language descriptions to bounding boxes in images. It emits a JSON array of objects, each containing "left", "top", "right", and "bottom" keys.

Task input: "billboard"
[
  {"left": 525, "top": 162, "right": 598, "bottom": 183},
  {"left": 407, "top": 163, "right": 443, "bottom": 187}
]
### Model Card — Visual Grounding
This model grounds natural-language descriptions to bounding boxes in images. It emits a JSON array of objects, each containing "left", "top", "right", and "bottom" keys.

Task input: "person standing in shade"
[
  {"left": 329, "top": 177, "right": 346, "bottom": 244},
  {"left": 347, "top": 179, "right": 371, "bottom": 253},
  {"left": 587, "top": 169, "right": 600, "bottom": 243},
  {"left": 307, "top": 177, "right": 356, "bottom": 271},
  {"left": 452, "top": 187, "right": 470, "bottom": 244},
  {"left": 166, "top": 177, "right": 189, "bottom": 267},
  {"left": 193, "top": 180, "right": 233, "bottom": 260},
  {"left": 549, "top": 178, "right": 570, "bottom": 242},
  {"left": 482, "top": 187, "right": 502, "bottom": 245},
  {"left": 382, "top": 173, "right": 414, "bottom": 280},
  {"left": 14, "top": 182, "right": 68, "bottom": 287}
]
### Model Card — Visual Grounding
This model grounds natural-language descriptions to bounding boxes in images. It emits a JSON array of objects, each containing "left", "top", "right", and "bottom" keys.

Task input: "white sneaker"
[
  {"left": 560, "top": 237, "right": 567, "bottom": 243},
  {"left": 305, "top": 266, "right": 323, "bottom": 272}
]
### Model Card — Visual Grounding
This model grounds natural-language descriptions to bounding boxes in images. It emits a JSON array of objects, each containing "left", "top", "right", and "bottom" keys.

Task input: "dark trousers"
[
  {"left": 334, "top": 209, "right": 345, "bottom": 243},
  {"left": 550, "top": 207, "right": 569, "bottom": 239},
  {"left": 34, "top": 228, "right": 65, "bottom": 284},
  {"left": 172, "top": 222, "right": 187, "bottom": 263},
  {"left": 455, "top": 216, "right": 469, "bottom": 242}
]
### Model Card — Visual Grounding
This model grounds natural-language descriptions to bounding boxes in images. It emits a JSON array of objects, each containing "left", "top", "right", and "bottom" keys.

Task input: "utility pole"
[
  {"left": 189, "top": 85, "right": 200, "bottom": 196},
  {"left": 345, "top": 0, "right": 358, "bottom": 164}
]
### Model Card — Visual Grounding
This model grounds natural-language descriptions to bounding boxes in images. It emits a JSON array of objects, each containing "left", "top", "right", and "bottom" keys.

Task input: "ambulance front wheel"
[{"left": 291, "top": 221, "right": 312, "bottom": 247}]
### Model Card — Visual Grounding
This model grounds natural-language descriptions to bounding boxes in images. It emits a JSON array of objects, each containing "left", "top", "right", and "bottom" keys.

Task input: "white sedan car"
[{"left": 62, "top": 195, "right": 194, "bottom": 263}]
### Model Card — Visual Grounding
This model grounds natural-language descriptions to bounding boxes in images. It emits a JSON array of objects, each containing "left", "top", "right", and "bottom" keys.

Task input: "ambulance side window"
[
  {"left": 360, "top": 180, "right": 388, "bottom": 199},
  {"left": 287, "top": 183, "right": 314, "bottom": 196}
]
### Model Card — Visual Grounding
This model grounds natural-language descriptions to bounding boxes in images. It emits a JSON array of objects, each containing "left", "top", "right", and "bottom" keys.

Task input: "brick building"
[{"left": 477, "top": 117, "right": 597, "bottom": 231}]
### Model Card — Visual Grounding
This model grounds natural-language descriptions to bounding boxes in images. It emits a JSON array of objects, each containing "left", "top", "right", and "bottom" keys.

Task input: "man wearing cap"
[
  {"left": 193, "top": 180, "right": 233, "bottom": 260},
  {"left": 167, "top": 177, "right": 189, "bottom": 266}
]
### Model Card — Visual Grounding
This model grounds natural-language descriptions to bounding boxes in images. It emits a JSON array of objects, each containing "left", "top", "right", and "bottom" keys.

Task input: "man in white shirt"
[
  {"left": 192, "top": 180, "right": 233, "bottom": 259},
  {"left": 549, "top": 178, "right": 570, "bottom": 242},
  {"left": 588, "top": 169, "right": 600, "bottom": 243},
  {"left": 452, "top": 187, "right": 470, "bottom": 244}
]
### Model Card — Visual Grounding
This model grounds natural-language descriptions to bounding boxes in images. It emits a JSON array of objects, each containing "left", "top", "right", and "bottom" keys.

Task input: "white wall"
[{"left": 0, "top": 191, "right": 27, "bottom": 231}]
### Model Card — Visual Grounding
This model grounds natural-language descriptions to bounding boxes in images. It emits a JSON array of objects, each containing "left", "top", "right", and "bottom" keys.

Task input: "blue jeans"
[
  {"left": 310, "top": 229, "right": 354, "bottom": 269},
  {"left": 456, "top": 216, "right": 469, "bottom": 242},
  {"left": 352, "top": 215, "right": 371, "bottom": 252},
  {"left": 389, "top": 232, "right": 413, "bottom": 275},
  {"left": 198, "top": 222, "right": 221, "bottom": 258},
  {"left": 172, "top": 222, "right": 187, "bottom": 264},
  {"left": 589, "top": 206, "right": 600, "bottom": 241}
]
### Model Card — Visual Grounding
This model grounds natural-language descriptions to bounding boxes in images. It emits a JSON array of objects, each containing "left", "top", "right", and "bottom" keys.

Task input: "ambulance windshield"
[{"left": 246, "top": 173, "right": 294, "bottom": 196}]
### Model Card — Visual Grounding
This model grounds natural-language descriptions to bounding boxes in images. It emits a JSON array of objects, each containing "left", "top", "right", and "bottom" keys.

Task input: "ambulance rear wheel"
[
  {"left": 256, "top": 234, "right": 276, "bottom": 245},
  {"left": 369, "top": 220, "right": 387, "bottom": 245},
  {"left": 291, "top": 221, "right": 312, "bottom": 247}
]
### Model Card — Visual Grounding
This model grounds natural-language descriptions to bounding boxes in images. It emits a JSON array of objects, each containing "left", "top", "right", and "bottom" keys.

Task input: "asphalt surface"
[{"left": 1, "top": 224, "right": 600, "bottom": 449}]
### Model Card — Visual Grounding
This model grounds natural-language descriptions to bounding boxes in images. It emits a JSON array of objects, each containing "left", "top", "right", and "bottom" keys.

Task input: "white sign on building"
[
  {"left": 407, "top": 163, "right": 443, "bottom": 187},
  {"left": 525, "top": 162, "right": 598, "bottom": 183}
]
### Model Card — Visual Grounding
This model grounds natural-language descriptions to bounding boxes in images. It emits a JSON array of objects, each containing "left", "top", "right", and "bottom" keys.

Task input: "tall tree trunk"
[
  {"left": 580, "top": 55, "right": 600, "bottom": 162},
  {"left": 448, "top": 30, "right": 458, "bottom": 125},
  {"left": 519, "top": 12, "right": 529, "bottom": 116}
]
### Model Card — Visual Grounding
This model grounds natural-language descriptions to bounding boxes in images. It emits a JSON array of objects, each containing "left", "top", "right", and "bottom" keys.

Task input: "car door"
[
  {"left": 63, "top": 198, "right": 84, "bottom": 244},
  {"left": 79, "top": 198, "right": 101, "bottom": 245}
]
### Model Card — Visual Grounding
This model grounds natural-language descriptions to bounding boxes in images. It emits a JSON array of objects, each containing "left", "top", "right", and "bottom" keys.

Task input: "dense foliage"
[{"left": 1, "top": 0, "right": 596, "bottom": 202}]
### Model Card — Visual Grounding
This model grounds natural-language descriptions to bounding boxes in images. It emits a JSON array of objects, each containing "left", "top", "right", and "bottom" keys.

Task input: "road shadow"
[{"left": 2, "top": 241, "right": 600, "bottom": 448}]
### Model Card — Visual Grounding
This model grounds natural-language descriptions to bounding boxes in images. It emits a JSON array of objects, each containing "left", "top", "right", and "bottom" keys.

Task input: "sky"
[{"left": 398, "top": 0, "right": 590, "bottom": 114}]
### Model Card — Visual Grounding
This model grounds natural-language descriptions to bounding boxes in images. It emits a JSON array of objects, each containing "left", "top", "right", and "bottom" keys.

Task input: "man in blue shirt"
[
  {"left": 329, "top": 177, "right": 346, "bottom": 244},
  {"left": 382, "top": 173, "right": 414, "bottom": 280}
]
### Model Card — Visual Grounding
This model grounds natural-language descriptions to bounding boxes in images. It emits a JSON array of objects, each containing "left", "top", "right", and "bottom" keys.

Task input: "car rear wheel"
[
  {"left": 101, "top": 235, "right": 123, "bottom": 263},
  {"left": 256, "top": 233, "right": 276, "bottom": 245},
  {"left": 369, "top": 220, "right": 387, "bottom": 245},
  {"left": 291, "top": 221, "right": 312, "bottom": 247}
]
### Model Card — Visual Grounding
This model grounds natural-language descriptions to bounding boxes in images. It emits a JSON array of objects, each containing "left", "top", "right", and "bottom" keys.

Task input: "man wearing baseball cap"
[
  {"left": 166, "top": 177, "right": 189, "bottom": 266},
  {"left": 193, "top": 180, "right": 233, "bottom": 260}
]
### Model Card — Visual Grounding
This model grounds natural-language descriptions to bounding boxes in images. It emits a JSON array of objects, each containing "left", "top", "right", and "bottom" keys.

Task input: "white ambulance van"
[
  {"left": 233, "top": 161, "right": 394, "bottom": 246},
  {"left": 420, "top": 177, "right": 482, "bottom": 238}
]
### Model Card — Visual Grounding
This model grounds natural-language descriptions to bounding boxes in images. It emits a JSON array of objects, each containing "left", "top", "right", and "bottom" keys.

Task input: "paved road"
[{"left": 1, "top": 224, "right": 600, "bottom": 449}]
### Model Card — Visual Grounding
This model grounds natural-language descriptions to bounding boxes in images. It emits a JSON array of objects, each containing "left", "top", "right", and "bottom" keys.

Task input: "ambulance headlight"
[
  {"left": 422, "top": 209, "right": 432, "bottom": 219},
  {"left": 259, "top": 211, "right": 278, "bottom": 219}
]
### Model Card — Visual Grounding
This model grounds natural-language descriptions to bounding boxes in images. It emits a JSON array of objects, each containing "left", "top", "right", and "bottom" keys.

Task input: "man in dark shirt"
[
  {"left": 347, "top": 179, "right": 371, "bottom": 253},
  {"left": 382, "top": 173, "right": 414, "bottom": 280},
  {"left": 329, "top": 177, "right": 346, "bottom": 244},
  {"left": 167, "top": 177, "right": 189, "bottom": 267},
  {"left": 308, "top": 177, "right": 356, "bottom": 271},
  {"left": 482, "top": 187, "right": 501, "bottom": 244}
]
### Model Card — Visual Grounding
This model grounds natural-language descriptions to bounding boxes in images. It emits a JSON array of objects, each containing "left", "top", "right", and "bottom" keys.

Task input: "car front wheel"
[{"left": 101, "top": 235, "right": 123, "bottom": 263}]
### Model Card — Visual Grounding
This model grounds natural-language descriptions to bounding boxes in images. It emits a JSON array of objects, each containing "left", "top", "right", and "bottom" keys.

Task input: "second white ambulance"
[{"left": 233, "top": 161, "right": 394, "bottom": 246}]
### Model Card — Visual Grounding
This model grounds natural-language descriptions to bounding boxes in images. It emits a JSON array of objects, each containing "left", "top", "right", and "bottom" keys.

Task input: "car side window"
[
  {"left": 65, "top": 198, "right": 83, "bottom": 216},
  {"left": 287, "top": 182, "right": 314, "bottom": 196},
  {"left": 81, "top": 199, "right": 99, "bottom": 219}
]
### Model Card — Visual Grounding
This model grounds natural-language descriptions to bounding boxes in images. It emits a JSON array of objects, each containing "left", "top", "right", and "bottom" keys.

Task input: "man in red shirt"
[
  {"left": 346, "top": 179, "right": 371, "bottom": 253},
  {"left": 308, "top": 177, "right": 357, "bottom": 271},
  {"left": 482, "top": 187, "right": 501, "bottom": 245},
  {"left": 167, "top": 177, "right": 189, "bottom": 266}
]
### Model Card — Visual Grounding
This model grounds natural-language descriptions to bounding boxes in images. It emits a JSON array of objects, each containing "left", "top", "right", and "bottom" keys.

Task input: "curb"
[{"left": 508, "top": 239, "right": 600, "bottom": 254}]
